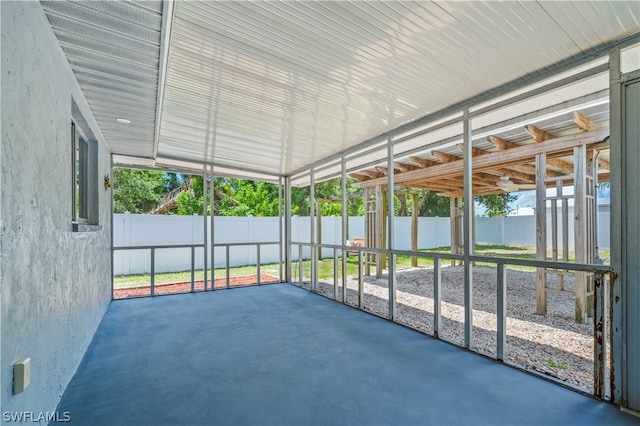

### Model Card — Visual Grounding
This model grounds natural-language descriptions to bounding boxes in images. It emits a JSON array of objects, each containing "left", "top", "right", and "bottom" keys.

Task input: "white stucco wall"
[{"left": 1, "top": 2, "right": 112, "bottom": 416}]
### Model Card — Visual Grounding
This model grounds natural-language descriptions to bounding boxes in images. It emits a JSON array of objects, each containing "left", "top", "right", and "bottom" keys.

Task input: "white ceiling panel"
[
  {"left": 41, "top": 0, "right": 163, "bottom": 158},
  {"left": 41, "top": 1, "right": 639, "bottom": 181}
]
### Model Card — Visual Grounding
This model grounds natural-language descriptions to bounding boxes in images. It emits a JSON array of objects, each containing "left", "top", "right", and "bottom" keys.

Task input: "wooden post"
[
  {"left": 574, "top": 145, "right": 588, "bottom": 324},
  {"left": 450, "top": 197, "right": 463, "bottom": 266},
  {"left": 375, "top": 185, "right": 384, "bottom": 277},
  {"left": 411, "top": 193, "right": 418, "bottom": 267},
  {"left": 535, "top": 153, "right": 548, "bottom": 316}
]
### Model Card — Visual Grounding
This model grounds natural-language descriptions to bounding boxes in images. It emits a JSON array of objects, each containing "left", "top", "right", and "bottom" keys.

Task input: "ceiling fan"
[{"left": 496, "top": 176, "right": 536, "bottom": 192}]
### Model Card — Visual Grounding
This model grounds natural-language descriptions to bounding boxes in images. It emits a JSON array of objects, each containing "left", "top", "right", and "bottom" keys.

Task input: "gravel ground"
[{"left": 304, "top": 265, "right": 594, "bottom": 391}]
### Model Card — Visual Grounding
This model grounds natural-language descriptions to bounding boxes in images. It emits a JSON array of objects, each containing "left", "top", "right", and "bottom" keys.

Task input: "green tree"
[
  {"left": 217, "top": 180, "right": 280, "bottom": 216},
  {"left": 476, "top": 193, "right": 517, "bottom": 217},
  {"left": 113, "top": 168, "right": 168, "bottom": 213},
  {"left": 295, "top": 178, "right": 364, "bottom": 217},
  {"left": 175, "top": 191, "right": 203, "bottom": 215},
  {"left": 415, "top": 190, "right": 451, "bottom": 217}
]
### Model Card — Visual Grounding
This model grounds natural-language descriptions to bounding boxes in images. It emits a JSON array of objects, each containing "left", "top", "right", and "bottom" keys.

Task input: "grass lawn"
[{"left": 114, "top": 244, "right": 610, "bottom": 289}]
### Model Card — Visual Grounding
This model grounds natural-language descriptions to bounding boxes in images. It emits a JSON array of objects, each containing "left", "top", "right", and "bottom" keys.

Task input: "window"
[{"left": 71, "top": 121, "right": 98, "bottom": 227}]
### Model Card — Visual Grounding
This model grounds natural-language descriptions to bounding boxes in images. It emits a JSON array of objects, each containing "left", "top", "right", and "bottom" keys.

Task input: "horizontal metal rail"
[
  {"left": 290, "top": 242, "right": 611, "bottom": 272},
  {"left": 113, "top": 242, "right": 282, "bottom": 299},
  {"left": 212, "top": 241, "right": 279, "bottom": 248},
  {"left": 114, "top": 243, "right": 205, "bottom": 250}
]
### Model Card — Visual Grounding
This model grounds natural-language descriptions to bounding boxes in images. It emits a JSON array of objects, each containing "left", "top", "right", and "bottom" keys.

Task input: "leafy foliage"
[
  {"left": 113, "top": 168, "right": 169, "bottom": 214},
  {"left": 416, "top": 190, "right": 451, "bottom": 217},
  {"left": 114, "top": 169, "right": 518, "bottom": 217},
  {"left": 175, "top": 191, "right": 203, "bottom": 215},
  {"left": 476, "top": 193, "right": 517, "bottom": 217}
]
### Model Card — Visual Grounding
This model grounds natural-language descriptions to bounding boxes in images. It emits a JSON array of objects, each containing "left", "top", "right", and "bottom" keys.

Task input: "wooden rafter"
[
  {"left": 361, "top": 170, "right": 383, "bottom": 179},
  {"left": 546, "top": 158, "right": 574, "bottom": 172},
  {"left": 597, "top": 158, "right": 610, "bottom": 170},
  {"left": 488, "top": 135, "right": 520, "bottom": 151},
  {"left": 525, "top": 125, "right": 556, "bottom": 142},
  {"left": 455, "top": 143, "right": 536, "bottom": 182},
  {"left": 573, "top": 111, "right": 599, "bottom": 132},
  {"left": 409, "top": 156, "right": 438, "bottom": 168},
  {"left": 357, "top": 130, "right": 609, "bottom": 188},
  {"left": 348, "top": 173, "right": 370, "bottom": 181},
  {"left": 524, "top": 125, "right": 575, "bottom": 171},
  {"left": 395, "top": 162, "right": 417, "bottom": 172},
  {"left": 509, "top": 164, "right": 563, "bottom": 179},
  {"left": 431, "top": 150, "right": 459, "bottom": 163},
  {"left": 375, "top": 166, "right": 389, "bottom": 175}
]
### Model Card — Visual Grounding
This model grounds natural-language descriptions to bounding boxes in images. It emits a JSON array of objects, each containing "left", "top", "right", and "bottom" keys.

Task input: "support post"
[
  {"left": 497, "top": 263, "right": 507, "bottom": 361},
  {"left": 358, "top": 251, "right": 363, "bottom": 309},
  {"left": 150, "top": 247, "right": 155, "bottom": 296},
  {"left": 574, "top": 145, "right": 588, "bottom": 324},
  {"left": 316, "top": 200, "right": 322, "bottom": 261},
  {"left": 375, "top": 185, "right": 384, "bottom": 277},
  {"left": 434, "top": 257, "right": 441, "bottom": 338},
  {"left": 285, "top": 177, "right": 292, "bottom": 283},
  {"left": 609, "top": 47, "right": 625, "bottom": 406},
  {"left": 190, "top": 246, "right": 195, "bottom": 293},
  {"left": 310, "top": 170, "right": 316, "bottom": 292},
  {"left": 226, "top": 245, "right": 230, "bottom": 289},
  {"left": 411, "top": 193, "right": 418, "bottom": 267},
  {"left": 203, "top": 168, "right": 208, "bottom": 290},
  {"left": 210, "top": 168, "right": 215, "bottom": 290},
  {"left": 279, "top": 177, "right": 283, "bottom": 282},
  {"left": 257, "top": 244, "right": 261, "bottom": 285},
  {"left": 535, "top": 153, "right": 548, "bottom": 315},
  {"left": 341, "top": 157, "right": 348, "bottom": 303},
  {"left": 462, "top": 108, "right": 473, "bottom": 348},
  {"left": 333, "top": 248, "right": 338, "bottom": 301},
  {"left": 387, "top": 138, "right": 396, "bottom": 321}
]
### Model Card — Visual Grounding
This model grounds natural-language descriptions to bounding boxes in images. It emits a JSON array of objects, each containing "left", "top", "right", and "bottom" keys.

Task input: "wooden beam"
[
  {"left": 492, "top": 168, "right": 535, "bottom": 183},
  {"left": 457, "top": 143, "right": 537, "bottom": 182},
  {"left": 456, "top": 143, "right": 485, "bottom": 157},
  {"left": 411, "top": 193, "right": 418, "bottom": 267},
  {"left": 357, "top": 130, "right": 609, "bottom": 188},
  {"left": 546, "top": 158, "right": 574, "bottom": 173},
  {"left": 597, "top": 158, "right": 610, "bottom": 170},
  {"left": 361, "top": 170, "right": 383, "bottom": 179},
  {"left": 409, "top": 156, "right": 438, "bottom": 168},
  {"left": 431, "top": 150, "right": 460, "bottom": 163},
  {"left": 348, "top": 173, "right": 370, "bottom": 181},
  {"left": 525, "top": 125, "right": 557, "bottom": 142},
  {"left": 395, "top": 162, "right": 417, "bottom": 172},
  {"left": 573, "top": 111, "right": 599, "bottom": 132},
  {"left": 488, "top": 135, "right": 520, "bottom": 151},
  {"left": 375, "top": 166, "right": 389, "bottom": 176},
  {"left": 524, "top": 127, "right": 575, "bottom": 171},
  {"left": 509, "top": 164, "right": 564, "bottom": 178}
]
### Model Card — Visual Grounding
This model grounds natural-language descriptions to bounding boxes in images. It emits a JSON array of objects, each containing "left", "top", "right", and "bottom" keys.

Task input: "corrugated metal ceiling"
[{"left": 41, "top": 1, "right": 640, "bottom": 179}]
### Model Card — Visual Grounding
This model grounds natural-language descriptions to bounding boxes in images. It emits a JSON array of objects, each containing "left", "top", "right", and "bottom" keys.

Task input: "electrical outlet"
[{"left": 13, "top": 358, "right": 30, "bottom": 394}]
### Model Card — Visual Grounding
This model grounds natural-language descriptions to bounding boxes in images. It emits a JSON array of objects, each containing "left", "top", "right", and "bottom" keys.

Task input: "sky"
[{"left": 475, "top": 185, "right": 611, "bottom": 216}]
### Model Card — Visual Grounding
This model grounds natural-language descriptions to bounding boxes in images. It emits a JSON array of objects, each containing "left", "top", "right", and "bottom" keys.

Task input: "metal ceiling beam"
[{"left": 153, "top": 0, "right": 176, "bottom": 158}]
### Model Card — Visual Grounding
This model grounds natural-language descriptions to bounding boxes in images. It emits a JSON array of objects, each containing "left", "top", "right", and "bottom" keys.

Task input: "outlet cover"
[{"left": 13, "top": 358, "right": 31, "bottom": 394}]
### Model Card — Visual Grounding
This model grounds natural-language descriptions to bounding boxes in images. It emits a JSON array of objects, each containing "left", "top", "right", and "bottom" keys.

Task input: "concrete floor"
[{"left": 57, "top": 284, "right": 637, "bottom": 426}]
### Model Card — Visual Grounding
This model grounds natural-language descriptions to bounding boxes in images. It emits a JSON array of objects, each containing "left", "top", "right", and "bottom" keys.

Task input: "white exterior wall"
[{"left": 1, "top": 2, "right": 112, "bottom": 415}]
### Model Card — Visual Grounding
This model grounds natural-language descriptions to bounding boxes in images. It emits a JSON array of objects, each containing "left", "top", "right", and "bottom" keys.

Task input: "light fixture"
[{"left": 116, "top": 118, "right": 131, "bottom": 124}]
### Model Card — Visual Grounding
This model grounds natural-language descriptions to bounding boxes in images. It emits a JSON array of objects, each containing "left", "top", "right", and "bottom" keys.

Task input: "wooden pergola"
[{"left": 350, "top": 112, "right": 610, "bottom": 323}]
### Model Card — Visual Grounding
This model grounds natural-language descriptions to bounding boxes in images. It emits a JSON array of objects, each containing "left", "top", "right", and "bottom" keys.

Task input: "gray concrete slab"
[{"left": 57, "top": 284, "right": 638, "bottom": 425}]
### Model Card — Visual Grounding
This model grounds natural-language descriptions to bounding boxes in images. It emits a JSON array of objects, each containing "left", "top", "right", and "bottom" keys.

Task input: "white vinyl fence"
[{"left": 113, "top": 211, "right": 610, "bottom": 275}]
